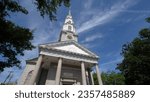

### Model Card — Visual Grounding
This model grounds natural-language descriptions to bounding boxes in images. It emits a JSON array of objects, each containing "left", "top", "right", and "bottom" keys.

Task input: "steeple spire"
[
  {"left": 59, "top": 9, "right": 78, "bottom": 42},
  {"left": 68, "top": 7, "right": 71, "bottom": 16}
]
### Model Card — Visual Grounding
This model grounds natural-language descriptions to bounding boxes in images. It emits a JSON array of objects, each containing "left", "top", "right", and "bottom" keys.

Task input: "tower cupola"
[{"left": 59, "top": 10, "right": 78, "bottom": 42}]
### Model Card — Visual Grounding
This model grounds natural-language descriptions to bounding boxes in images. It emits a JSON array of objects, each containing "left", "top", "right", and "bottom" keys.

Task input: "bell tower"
[{"left": 59, "top": 10, "right": 78, "bottom": 42}]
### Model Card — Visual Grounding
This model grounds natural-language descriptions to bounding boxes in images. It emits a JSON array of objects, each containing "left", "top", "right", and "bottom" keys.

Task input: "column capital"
[
  {"left": 95, "top": 63, "right": 99, "bottom": 66},
  {"left": 58, "top": 57, "right": 63, "bottom": 60},
  {"left": 80, "top": 61, "right": 85, "bottom": 63}
]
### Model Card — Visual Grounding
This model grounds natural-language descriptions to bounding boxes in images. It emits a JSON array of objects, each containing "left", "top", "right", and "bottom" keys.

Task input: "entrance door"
[{"left": 37, "top": 68, "right": 48, "bottom": 85}]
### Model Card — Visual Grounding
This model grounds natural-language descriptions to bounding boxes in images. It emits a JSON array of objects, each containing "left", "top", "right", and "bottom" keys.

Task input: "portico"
[{"left": 24, "top": 52, "right": 102, "bottom": 85}]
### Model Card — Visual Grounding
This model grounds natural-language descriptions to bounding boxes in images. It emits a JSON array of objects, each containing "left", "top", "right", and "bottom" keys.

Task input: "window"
[
  {"left": 24, "top": 70, "right": 34, "bottom": 84},
  {"left": 67, "top": 35, "right": 73, "bottom": 39},
  {"left": 68, "top": 26, "right": 72, "bottom": 31},
  {"left": 68, "top": 21, "right": 71, "bottom": 24}
]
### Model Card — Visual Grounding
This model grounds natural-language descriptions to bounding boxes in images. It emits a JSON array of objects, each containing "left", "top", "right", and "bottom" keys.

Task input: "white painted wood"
[
  {"left": 95, "top": 64, "right": 103, "bottom": 85},
  {"left": 54, "top": 44, "right": 90, "bottom": 55},
  {"left": 55, "top": 58, "right": 63, "bottom": 85},
  {"left": 81, "top": 62, "right": 87, "bottom": 85},
  {"left": 40, "top": 51, "right": 98, "bottom": 64}
]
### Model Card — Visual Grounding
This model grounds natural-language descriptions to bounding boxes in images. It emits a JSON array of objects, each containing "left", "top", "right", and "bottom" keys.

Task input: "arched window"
[
  {"left": 68, "top": 26, "right": 72, "bottom": 31},
  {"left": 68, "top": 21, "right": 71, "bottom": 24},
  {"left": 24, "top": 70, "right": 34, "bottom": 84}
]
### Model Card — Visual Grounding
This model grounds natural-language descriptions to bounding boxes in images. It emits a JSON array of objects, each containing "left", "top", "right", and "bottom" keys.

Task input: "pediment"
[
  {"left": 54, "top": 44, "right": 90, "bottom": 55},
  {"left": 39, "top": 41, "right": 98, "bottom": 58}
]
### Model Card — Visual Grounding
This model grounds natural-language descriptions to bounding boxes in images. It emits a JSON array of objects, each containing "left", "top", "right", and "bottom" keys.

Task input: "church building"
[{"left": 18, "top": 10, "right": 103, "bottom": 85}]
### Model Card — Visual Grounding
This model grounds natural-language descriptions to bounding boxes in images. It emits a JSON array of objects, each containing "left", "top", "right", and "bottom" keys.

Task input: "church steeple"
[
  {"left": 68, "top": 9, "right": 71, "bottom": 16},
  {"left": 59, "top": 9, "right": 78, "bottom": 42}
]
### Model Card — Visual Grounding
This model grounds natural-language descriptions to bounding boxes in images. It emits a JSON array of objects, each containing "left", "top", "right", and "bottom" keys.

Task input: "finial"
[{"left": 68, "top": 7, "right": 71, "bottom": 16}]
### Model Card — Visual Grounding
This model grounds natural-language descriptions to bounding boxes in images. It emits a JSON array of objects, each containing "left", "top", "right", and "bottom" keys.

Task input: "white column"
[
  {"left": 55, "top": 58, "right": 62, "bottom": 85},
  {"left": 86, "top": 71, "right": 89, "bottom": 85},
  {"left": 87, "top": 69, "right": 94, "bottom": 85},
  {"left": 95, "top": 64, "right": 103, "bottom": 85},
  {"left": 28, "top": 55, "right": 43, "bottom": 85},
  {"left": 90, "top": 71, "right": 94, "bottom": 85},
  {"left": 81, "top": 62, "right": 87, "bottom": 85}
]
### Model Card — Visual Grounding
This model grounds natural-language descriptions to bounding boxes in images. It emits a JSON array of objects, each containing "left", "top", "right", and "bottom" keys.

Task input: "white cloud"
[
  {"left": 82, "top": 34, "right": 103, "bottom": 43},
  {"left": 101, "top": 58, "right": 122, "bottom": 66},
  {"left": 77, "top": 0, "right": 138, "bottom": 33},
  {"left": 100, "top": 57, "right": 123, "bottom": 72},
  {"left": 84, "top": 0, "right": 92, "bottom": 9},
  {"left": 120, "top": 10, "right": 150, "bottom": 13},
  {"left": 81, "top": 33, "right": 103, "bottom": 49},
  {"left": 82, "top": 43, "right": 97, "bottom": 49}
]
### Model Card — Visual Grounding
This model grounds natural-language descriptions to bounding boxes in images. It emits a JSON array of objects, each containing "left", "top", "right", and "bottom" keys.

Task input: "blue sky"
[{"left": 0, "top": 0, "right": 150, "bottom": 83}]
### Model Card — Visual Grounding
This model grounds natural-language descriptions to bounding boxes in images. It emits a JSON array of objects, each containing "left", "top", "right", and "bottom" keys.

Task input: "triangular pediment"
[
  {"left": 54, "top": 44, "right": 90, "bottom": 55},
  {"left": 39, "top": 41, "right": 98, "bottom": 58}
]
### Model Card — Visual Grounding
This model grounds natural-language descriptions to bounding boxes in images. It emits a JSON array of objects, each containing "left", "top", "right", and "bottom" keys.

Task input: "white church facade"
[{"left": 18, "top": 10, "right": 103, "bottom": 85}]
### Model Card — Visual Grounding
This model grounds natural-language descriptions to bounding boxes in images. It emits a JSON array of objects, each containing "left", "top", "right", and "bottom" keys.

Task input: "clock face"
[
  {"left": 68, "top": 21, "right": 71, "bottom": 24},
  {"left": 67, "top": 35, "right": 73, "bottom": 40}
]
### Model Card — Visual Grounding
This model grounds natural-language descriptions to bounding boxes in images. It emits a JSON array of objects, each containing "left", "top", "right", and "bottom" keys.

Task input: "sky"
[{"left": 0, "top": 0, "right": 150, "bottom": 83}]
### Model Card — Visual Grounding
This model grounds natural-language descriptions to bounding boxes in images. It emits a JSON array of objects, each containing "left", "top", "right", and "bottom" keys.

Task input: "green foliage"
[
  {"left": 146, "top": 17, "right": 150, "bottom": 23},
  {"left": 35, "top": 0, "right": 70, "bottom": 20},
  {"left": 0, "top": 0, "right": 70, "bottom": 20},
  {"left": 93, "top": 71, "right": 125, "bottom": 85},
  {"left": 117, "top": 17, "right": 150, "bottom": 84},
  {"left": 93, "top": 73, "right": 98, "bottom": 85},
  {"left": 0, "top": 0, "right": 28, "bottom": 18},
  {"left": 0, "top": 0, "right": 70, "bottom": 71},
  {"left": 0, "top": 19, "right": 34, "bottom": 71}
]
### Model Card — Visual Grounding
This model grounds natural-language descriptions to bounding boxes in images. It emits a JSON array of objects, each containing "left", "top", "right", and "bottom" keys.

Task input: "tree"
[
  {"left": 93, "top": 71, "right": 125, "bottom": 85},
  {"left": 0, "top": 0, "right": 70, "bottom": 71},
  {"left": 117, "top": 17, "right": 150, "bottom": 85}
]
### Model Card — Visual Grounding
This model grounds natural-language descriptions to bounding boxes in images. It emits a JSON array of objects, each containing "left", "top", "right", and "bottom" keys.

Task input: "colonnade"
[{"left": 29, "top": 55, "right": 103, "bottom": 85}]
